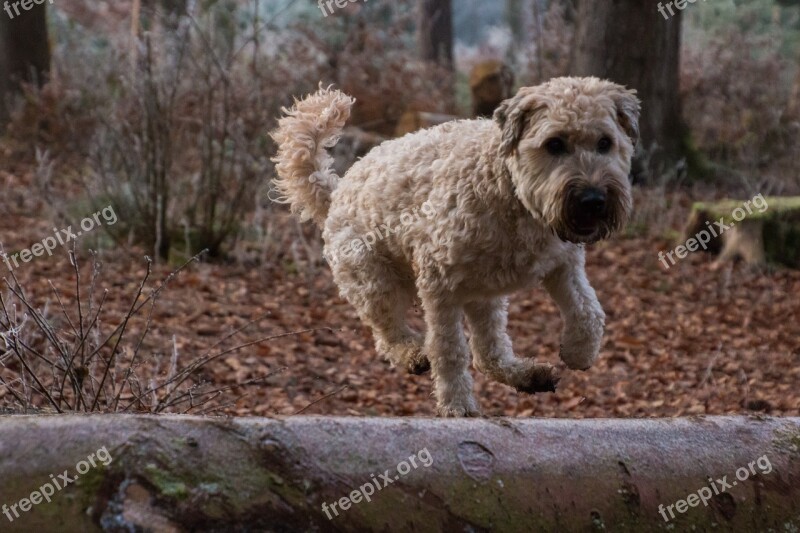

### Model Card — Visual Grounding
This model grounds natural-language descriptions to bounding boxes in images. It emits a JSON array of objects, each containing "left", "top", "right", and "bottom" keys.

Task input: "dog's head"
[{"left": 494, "top": 77, "right": 639, "bottom": 244}]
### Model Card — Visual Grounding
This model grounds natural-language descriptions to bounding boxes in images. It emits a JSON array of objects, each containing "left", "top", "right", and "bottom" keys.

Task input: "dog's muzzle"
[{"left": 560, "top": 186, "right": 612, "bottom": 244}]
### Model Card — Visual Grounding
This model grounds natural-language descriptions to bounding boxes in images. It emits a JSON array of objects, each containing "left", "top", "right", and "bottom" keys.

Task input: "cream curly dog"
[{"left": 272, "top": 77, "right": 639, "bottom": 417}]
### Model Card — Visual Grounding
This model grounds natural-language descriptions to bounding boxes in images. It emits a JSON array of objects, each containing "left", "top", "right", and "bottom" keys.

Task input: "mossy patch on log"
[
  {"left": 691, "top": 196, "right": 800, "bottom": 224},
  {"left": 144, "top": 464, "right": 189, "bottom": 500}
]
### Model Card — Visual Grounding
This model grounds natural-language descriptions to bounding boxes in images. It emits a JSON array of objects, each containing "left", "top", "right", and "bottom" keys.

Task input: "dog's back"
[
  {"left": 329, "top": 118, "right": 505, "bottom": 225},
  {"left": 323, "top": 118, "right": 510, "bottom": 267}
]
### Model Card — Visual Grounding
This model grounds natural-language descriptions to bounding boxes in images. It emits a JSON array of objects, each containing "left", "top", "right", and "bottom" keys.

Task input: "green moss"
[
  {"left": 75, "top": 465, "right": 109, "bottom": 501},
  {"left": 263, "top": 473, "right": 311, "bottom": 511},
  {"left": 454, "top": 70, "right": 473, "bottom": 117},
  {"left": 763, "top": 217, "right": 800, "bottom": 268},
  {"left": 681, "top": 130, "right": 714, "bottom": 182},
  {"left": 144, "top": 463, "right": 189, "bottom": 500},
  {"left": 691, "top": 196, "right": 800, "bottom": 225}
]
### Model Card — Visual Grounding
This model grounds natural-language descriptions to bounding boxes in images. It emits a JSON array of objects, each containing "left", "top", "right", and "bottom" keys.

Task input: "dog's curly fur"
[{"left": 271, "top": 78, "right": 640, "bottom": 417}]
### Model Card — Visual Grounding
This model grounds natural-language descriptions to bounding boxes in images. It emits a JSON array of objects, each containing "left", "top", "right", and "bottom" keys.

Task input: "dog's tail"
[{"left": 270, "top": 85, "right": 355, "bottom": 226}]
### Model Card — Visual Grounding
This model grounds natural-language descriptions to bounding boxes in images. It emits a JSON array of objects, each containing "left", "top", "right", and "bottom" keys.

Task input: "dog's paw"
[
  {"left": 406, "top": 357, "right": 431, "bottom": 375},
  {"left": 515, "top": 363, "right": 560, "bottom": 394},
  {"left": 436, "top": 398, "right": 481, "bottom": 418},
  {"left": 558, "top": 341, "right": 598, "bottom": 371},
  {"left": 558, "top": 316, "right": 604, "bottom": 370},
  {"left": 384, "top": 338, "right": 430, "bottom": 374}
]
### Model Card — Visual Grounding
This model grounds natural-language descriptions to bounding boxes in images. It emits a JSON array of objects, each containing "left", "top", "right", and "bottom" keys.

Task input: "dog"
[{"left": 271, "top": 77, "right": 639, "bottom": 417}]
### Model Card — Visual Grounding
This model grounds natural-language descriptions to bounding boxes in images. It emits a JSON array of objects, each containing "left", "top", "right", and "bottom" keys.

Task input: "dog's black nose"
[{"left": 578, "top": 188, "right": 606, "bottom": 216}]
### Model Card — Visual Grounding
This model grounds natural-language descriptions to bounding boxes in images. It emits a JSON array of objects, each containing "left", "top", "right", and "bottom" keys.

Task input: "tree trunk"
[
  {"left": 0, "top": 415, "right": 799, "bottom": 531},
  {"left": 571, "top": 0, "right": 684, "bottom": 182},
  {"left": 0, "top": 25, "right": 6, "bottom": 127},
  {"left": 0, "top": 2, "right": 50, "bottom": 128},
  {"left": 506, "top": 0, "right": 526, "bottom": 59},
  {"left": 417, "top": 0, "right": 453, "bottom": 69}
]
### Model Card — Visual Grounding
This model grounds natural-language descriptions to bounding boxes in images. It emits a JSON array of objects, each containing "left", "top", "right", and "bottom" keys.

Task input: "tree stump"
[
  {"left": 682, "top": 197, "right": 800, "bottom": 268},
  {"left": 469, "top": 60, "right": 515, "bottom": 118}
]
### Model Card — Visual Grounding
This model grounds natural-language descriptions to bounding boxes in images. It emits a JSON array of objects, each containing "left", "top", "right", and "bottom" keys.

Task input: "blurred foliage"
[
  {"left": 685, "top": 0, "right": 800, "bottom": 58},
  {"left": 4, "top": 0, "right": 799, "bottom": 266},
  {"left": 681, "top": 0, "right": 800, "bottom": 193}
]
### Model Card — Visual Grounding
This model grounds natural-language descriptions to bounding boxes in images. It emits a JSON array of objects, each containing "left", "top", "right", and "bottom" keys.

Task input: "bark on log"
[{"left": 0, "top": 416, "right": 798, "bottom": 531}]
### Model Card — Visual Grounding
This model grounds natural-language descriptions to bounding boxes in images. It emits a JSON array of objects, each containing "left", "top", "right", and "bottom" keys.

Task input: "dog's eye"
[
  {"left": 544, "top": 138, "right": 568, "bottom": 156},
  {"left": 597, "top": 137, "right": 613, "bottom": 154}
]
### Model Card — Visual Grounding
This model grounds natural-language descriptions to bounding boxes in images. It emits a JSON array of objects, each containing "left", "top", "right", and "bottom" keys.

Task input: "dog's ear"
[
  {"left": 608, "top": 87, "right": 641, "bottom": 147},
  {"left": 494, "top": 88, "right": 541, "bottom": 157}
]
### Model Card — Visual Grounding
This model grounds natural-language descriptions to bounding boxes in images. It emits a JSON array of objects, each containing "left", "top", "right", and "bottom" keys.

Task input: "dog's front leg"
[
  {"left": 542, "top": 260, "right": 606, "bottom": 371},
  {"left": 465, "top": 298, "right": 559, "bottom": 393},
  {"left": 420, "top": 294, "right": 480, "bottom": 417}
]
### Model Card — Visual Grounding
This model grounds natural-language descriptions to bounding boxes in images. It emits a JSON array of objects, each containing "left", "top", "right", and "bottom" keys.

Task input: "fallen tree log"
[{"left": 0, "top": 415, "right": 798, "bottom": 531}]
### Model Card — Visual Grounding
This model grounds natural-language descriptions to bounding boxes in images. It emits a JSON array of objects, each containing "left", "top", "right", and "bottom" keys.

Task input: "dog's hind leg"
[
  {"left": 419, "top": 293, "right": 480, "bottom": 417},
  {"left": 465, "top": 298, "right": 560, "bottom": 394},
  {"left": 332, "top": 259, "right": 429, "bottom": 375},
  {"left": 369, "top": 286, "right": 430, "bottom": 375}
]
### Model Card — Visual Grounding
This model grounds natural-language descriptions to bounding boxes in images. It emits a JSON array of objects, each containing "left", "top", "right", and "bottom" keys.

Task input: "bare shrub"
[
  {"left": 86, "top": 11, "right": 277, "bottom": 260},
  {"left": 0, "top": 250, "right": 318, "bottom": 413},
  {"left": 11, "top": 2, "right": 328, "bottom": 262}
]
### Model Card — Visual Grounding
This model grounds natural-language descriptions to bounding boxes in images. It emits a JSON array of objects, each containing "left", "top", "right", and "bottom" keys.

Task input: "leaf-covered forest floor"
[{"left": 1, "top": 146, "right": 798, "bottom": 418}]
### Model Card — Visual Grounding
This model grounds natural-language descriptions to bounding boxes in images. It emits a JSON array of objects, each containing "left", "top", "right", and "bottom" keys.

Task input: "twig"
[
  {"left": 90, "top": 258, "right": 152, "bottom": 411},
  {"left": 294, "top": 385, "right": 349, "bottom": 415},
  {"left": 85, "top": 251, "right": 206, "bottom": 376},
  {"left": 122, "top": 328, "right": 322, "bottom": 412},
  {"left": 158, "top": 368, "right": 287, "bottom": 413}
]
